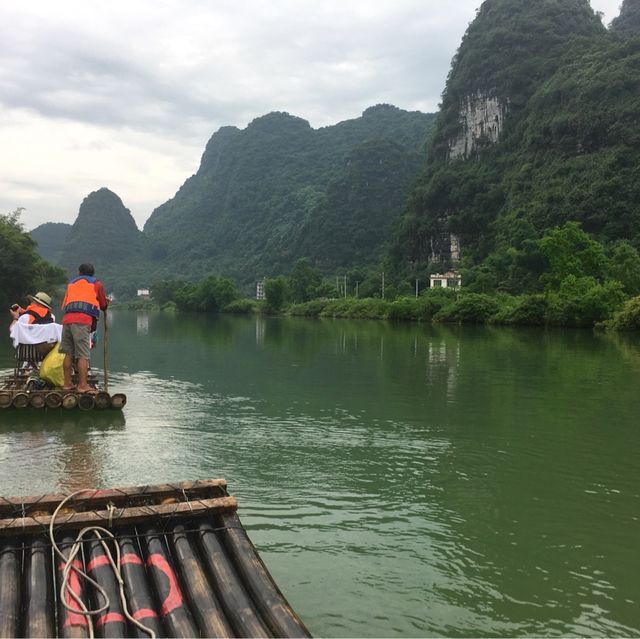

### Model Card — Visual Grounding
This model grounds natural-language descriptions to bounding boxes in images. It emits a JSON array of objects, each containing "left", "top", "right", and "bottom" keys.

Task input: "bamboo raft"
[
  {"left": 1, "top": 343, "right": 126, "bottom": 411},
  {"left": 0, "top": 479, "right": 310, "bottom": 638}
]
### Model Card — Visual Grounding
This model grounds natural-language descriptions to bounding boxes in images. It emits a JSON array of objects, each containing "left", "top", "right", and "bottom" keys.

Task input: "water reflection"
[
  {"left": 136, "top": 312, "right": 149, "bottom": 335},
  {"left": 0, "top": 410, "right": 125, "bottom": 494},
  {"left": 1, "top": 315, "right": 640, "bottom": 636}
]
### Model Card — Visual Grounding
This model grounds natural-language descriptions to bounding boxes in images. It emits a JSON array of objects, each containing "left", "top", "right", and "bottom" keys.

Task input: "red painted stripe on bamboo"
[
  {"left": 87, "top": 554, "right": 110, "bottom": 572},
  {"left": 120, "top": 552, "right": 143, "bottom": 565},
  {"left": 60, "top": 561, "right": 88, "bottom": 628},
  {"left": 96, "top": 613, "right": 126, "bottom": 628},
  {"left": 147, "top": 554, "right": 183, "bottom": 615},
  {"left": 133, "top": 608, "right": 159, "bottom": 620}
]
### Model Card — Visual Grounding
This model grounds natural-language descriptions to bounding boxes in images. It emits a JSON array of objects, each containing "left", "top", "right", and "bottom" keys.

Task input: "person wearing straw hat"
[{"left": 9, "top": 291, "right": 55, "bottom": 326}]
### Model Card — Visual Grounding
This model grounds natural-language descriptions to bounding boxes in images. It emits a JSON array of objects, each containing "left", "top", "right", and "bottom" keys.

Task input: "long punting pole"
[{"left": 103, "top": 308, "right": 109, "bottom": 393}]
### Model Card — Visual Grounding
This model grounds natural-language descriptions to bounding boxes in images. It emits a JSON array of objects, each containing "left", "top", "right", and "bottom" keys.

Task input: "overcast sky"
[{"left": 0, "top": 0, "right": 622, "bottom": 231}]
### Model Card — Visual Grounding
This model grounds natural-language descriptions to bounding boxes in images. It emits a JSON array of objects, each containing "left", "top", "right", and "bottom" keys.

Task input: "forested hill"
[
  {"left": 611, "top": 0, "right": 640, "bottom": 36},
  {"left": 30, "top": 222, "right": 71, "bottom": 264},
  {"left": 389, "top": 0, "right": 640, "bottom": 293},
  {"left": 143, "top": 105, "right": 435, "bottom": 283},
  {"left": 30, "top": 105, "right": 434, "bottom": 296},
  {"left": 56, "top": 188, "right": 150, "bottom": 295}
]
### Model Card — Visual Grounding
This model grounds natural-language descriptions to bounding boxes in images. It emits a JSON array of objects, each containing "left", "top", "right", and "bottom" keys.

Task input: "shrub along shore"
[{"left": 116, "top": 288, "right": 640, "bottom": 332}]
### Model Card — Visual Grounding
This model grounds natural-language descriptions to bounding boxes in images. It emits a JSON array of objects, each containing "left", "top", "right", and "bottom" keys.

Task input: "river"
[{"left": 1, "top": 312, "right": 639, "bottom": 637}]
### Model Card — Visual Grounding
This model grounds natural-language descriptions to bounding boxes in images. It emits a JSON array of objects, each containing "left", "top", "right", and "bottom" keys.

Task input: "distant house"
[
  {"left": 430, "top": 272, "right": 462, "bottom": 289},
  {"left": 256, "top": 279, "right": 266, "bottom": 300},
  {"left": 137, "top": 288, "right": 151, "bottom": 299}
]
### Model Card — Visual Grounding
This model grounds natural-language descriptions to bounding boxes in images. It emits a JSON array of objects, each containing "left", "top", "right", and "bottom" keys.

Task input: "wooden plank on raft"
[
  {"left": 0, "top": 478, "right": 228, "bottom": 518},
  {"left": 0, "top": 496, "right": 238, "bottom": 536}
]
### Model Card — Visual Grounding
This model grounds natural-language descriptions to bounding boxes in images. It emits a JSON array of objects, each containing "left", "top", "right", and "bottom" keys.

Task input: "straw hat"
[{"left": 28, "top": 292, "right": 52, "bottom": 309}]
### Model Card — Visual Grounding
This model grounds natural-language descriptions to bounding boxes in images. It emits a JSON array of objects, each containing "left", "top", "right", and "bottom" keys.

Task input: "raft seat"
[{"left": 14, "top": 342, "right": 52, "bottom": 374}]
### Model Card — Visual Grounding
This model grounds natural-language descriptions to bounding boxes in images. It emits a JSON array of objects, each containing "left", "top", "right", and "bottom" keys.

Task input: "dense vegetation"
[
  {"left": 388, "top": 0, "right": 640, "bottom": 303},
  {"left": 27, "top": 0, "right": 640, "bottom": 332},
  {"left": 0, "top": 209, "right": 66, "bottom": 310},
  {"left": 138, "top": 218, "right": 640, "bottom": 330},
  {"left": 142, "top": 106, "right": 434, "bottom": 285},
  {"left": 30, "top": 222, "right": 71, "bottom": 264}
]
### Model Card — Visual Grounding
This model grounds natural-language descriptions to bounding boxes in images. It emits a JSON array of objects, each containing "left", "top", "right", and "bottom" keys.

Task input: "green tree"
[
  {"left": 0, "top": 208, "right": 66, "bottom": 309},
  {"left": 194, "top": 276, "right": 238, "bottom": 311},
  {"left": 608, "top": 241, "right": 640, "bottom": 295},
  {"left": 288, "top": 258, "right": 322, "bottom": 303},
  {"left": 538, "top": 222, "right": 608, "bottom": 289},
  {"left": 265, "top": 276, "right": 288, "bottom": 311}
]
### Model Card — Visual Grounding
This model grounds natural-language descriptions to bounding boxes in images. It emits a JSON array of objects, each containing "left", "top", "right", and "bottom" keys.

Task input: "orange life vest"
[
  {"left": 63, "top": 276, "right": 100, "bottom": 318},
  {"left": 23, "top": 303, "right": 53, "bottom": 325}
]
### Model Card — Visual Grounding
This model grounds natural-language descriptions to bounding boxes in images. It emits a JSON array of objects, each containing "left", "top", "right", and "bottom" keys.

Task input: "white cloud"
[{"left": 0, "top": 0, "right": 624, "bottom": 230}]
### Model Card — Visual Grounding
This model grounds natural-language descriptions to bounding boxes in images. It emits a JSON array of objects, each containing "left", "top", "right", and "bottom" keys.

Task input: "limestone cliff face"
[{"left": 448, "top": 92, "right": 508, "bottom": 159}]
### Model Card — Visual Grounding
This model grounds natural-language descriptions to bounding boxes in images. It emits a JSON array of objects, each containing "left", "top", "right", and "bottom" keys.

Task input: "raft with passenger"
[
  {"left": 1, "top": 318, "right": 125, "bottom": 411},
  {"left": 0, "top": 478, "right": 310, "bottom": 638}
]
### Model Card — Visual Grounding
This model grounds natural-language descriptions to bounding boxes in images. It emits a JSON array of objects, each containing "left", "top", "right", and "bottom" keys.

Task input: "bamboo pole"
[
  {"left": 94, "top": 392, "right": 111, "bottom": 410},
  {"left": 86, "top": 536, "right": 127, "bottom": 638},
  {"left": 11, "top": 392, "right": 29, "bottom": 409},
  {"left": 55, "top": 534, "right": 90, "bottom": 639},
  {"left": 77, "top": 394, "right": 95, "bottom": 411},
  {"left": 0, "top": 540, "right": 21, "bottom": 638},
  {"left": 62, "top": 393, "right": 78, "bottom": 410},
  {"left": 45, "top": 391, "right": 63, "bottom": 409},
  {"left": 110, "top": 394, "right": 126, "bottom": 410},
  {"left": 116, "top": 530, "right": 165, "bottom": 638},
  {"left": 218, "top": 512, "right": 311, "bottom": 638},
  {"left": 0, "top": 391, "right": 12, "bottom": 408},
  {"left": 23, "top": 537, "right": 55, "bottom": 638},
  {"left": 196, "top": 520, "right": 271, "bottom": 638},
  {"left": 141, "top": 526, "right": 198, "bottom": 638},
  {"left": 168, "top": 523, "right": 234, "bottom": 638}
]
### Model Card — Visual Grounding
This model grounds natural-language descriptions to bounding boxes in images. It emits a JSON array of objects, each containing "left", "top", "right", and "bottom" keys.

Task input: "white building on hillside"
[{"left": 430, "top": 272, "right": 462, "bottom": 289}]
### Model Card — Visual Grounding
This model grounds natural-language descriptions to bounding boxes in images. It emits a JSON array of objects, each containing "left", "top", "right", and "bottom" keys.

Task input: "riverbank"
[{"left": 113, "top": 288, "right": 640, "bottom": 331}]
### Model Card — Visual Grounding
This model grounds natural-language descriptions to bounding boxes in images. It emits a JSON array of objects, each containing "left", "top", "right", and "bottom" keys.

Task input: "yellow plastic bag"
[{"left": 39, "top": 342, "right": 65, "bottom": 388}]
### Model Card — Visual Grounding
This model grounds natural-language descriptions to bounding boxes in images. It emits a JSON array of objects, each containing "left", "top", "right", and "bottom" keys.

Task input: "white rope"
[{"left": 48, "top": 489, "right": 156, "bottom": 639}]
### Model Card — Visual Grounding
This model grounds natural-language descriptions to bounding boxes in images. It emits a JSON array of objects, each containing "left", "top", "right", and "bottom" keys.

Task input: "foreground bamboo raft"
[{"left": 0, "top": 479, "right": 311, "bottom": 638}]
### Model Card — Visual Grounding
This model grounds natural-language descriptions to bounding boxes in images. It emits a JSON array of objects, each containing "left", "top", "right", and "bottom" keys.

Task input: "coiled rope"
[{"left": 48, "top": 490, "right": 155, "bottom": 639}]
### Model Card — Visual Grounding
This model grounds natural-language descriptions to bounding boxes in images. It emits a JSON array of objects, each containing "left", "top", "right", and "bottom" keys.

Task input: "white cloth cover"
[{"left": 10, "top": 322, "right": 63, "bottom": 348}]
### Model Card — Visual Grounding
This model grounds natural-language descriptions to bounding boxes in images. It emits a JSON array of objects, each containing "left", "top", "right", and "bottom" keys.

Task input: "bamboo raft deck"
[
  {"left": 0, "top": 479, "right": 310, "bottom": 638},
  {"left": 1, "top": 343, "right": 126, "bottom": 411}
]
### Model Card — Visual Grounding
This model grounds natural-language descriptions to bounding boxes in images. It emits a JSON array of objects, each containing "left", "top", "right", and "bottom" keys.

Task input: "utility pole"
[
  {"left": 343, "top": 275, "right": 347, "bottom": 298},
  {"left": 382, "top": 272, "right": 385, "bottom": 299},
  {"left": 415, "top": 278, "right": 419, "bottom": 299},
  {"left": 356, "top": 281, "right": 359, "bottom": 298}
]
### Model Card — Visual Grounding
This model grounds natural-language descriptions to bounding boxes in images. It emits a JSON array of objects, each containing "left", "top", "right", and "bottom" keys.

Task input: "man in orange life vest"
[
  {"left": 59, "top": 263, "right": 109, "bottom": 393},
  {"left": 9, "top": 291, "right": 55, "bottom": 326}
]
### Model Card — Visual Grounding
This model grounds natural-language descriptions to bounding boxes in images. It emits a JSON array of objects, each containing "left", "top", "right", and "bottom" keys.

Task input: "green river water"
[{"left": 1, "top": 312, "right": 639, "bottom": 637}]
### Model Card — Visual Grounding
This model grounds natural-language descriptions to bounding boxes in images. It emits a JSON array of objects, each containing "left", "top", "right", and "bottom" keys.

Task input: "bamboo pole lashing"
[
  {"left": 0, "top": 497, "right": 238, "bottom": 536},
  {"left": 0, "top": 479, "right": 229, "bottom": 518}
]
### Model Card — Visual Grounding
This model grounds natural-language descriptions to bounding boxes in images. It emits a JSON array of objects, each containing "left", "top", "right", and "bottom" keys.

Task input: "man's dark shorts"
[{"left": 59, "top": 324, "right": 91, "bottom": 359}]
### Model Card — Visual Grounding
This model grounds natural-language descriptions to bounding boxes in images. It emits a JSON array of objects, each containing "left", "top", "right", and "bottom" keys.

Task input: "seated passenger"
[{"left": 10, "top": 292, "right": 55, "bottom": 326}]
